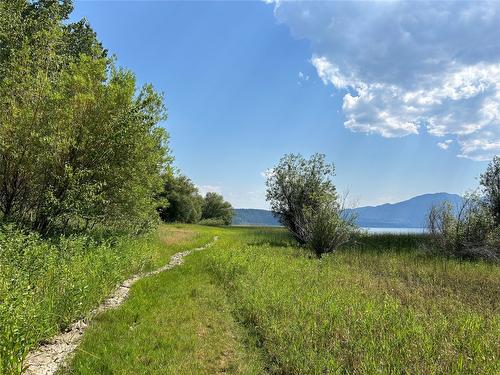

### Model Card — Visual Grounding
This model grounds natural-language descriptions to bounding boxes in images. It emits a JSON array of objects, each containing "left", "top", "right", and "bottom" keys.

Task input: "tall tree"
[
  {"left": 201, "top": 192, "right": 233, "bottom": 225},
  {"left": 0, "top": 0, "right": 171, "bottom": 235},
  {"left": 157, "top": 173, "right": 203, "bottom": 224}
]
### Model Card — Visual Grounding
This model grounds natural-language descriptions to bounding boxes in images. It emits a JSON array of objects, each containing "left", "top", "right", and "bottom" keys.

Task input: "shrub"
[
  {"left": 427, "top": 194, "right": 499, "bottom": 262},
  {"left": 480, "top": 156, "right": 500, "bottom": 225},
  {"left": 0, "top": 1, "right": 170, "bottom": 236},
  {"left": 302, "top": 195, "right": 357, "bottom": 257}
]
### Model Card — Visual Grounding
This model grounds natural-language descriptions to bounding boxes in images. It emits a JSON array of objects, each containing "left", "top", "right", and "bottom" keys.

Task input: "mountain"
[
  {"left": 347, "top": 192, "right": 463, "bottom": 228},
  {"left": 233, "top": 192, "right": 463, "bottom": 228}
]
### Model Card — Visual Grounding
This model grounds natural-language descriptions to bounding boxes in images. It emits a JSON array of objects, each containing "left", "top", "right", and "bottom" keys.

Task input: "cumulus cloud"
[{"left": 270, "top": 1, "right": 500, "bottom": 160}]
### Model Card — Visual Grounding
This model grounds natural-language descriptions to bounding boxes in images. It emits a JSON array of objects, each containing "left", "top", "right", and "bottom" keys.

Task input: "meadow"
[{"left": 65, "top": 225, "right": 499, "bottom": 374}]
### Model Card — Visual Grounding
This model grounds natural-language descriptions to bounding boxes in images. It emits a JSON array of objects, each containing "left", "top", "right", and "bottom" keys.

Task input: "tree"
[
  {"left": 201, "top": 192, "right": 233, "bottom": 225},
  {"left": 0, "top": 0, "right": 171, "bottom": 235},
  {"left": 157, "top": 173, "right": 203, "bottom": 223},
  {"left": 265, "top": 153, "right": 337, "bottom": 243},
  {"left": 480, "top": 156, "right": 500, "bottom": 226}
]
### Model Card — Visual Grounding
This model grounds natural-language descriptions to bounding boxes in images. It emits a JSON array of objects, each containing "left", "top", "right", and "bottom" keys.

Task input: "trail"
[{"left": 24, "top": 236, "right": 218, "bottom": 375}]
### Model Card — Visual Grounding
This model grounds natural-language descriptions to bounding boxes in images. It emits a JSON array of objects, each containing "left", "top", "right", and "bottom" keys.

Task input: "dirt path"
[{"left": 24, "top": 236, "right": 218, "bottom": 375}]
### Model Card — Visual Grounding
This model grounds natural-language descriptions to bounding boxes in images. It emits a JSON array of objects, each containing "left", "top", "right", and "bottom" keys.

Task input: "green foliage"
[
  {"left": 266, "top": 153, "right": 337, "bottom": 243},
  {"left": 157, "top": 177, "right": 233, "bottom": 226},
  {"left": 201, "top": 192, "right": 233, "bottom": 225},
  {"left": 427, "top": 194, "right": 499, "bottom": 262},
  {"left": 480, "top": 156, "right": 500, "bottom": 226},
  {"left": 0, "top": 225, "right": 202, "bottom": 374},
  {"left": 0, "top": 227, "right": 138, "bottom": 372},
  {"left": 0, "top": 0, "right": 170, "bottom": 235},
  {"left": 302, "top": 197, "right": 358, "bottom": 257},
  {"left": 427, "top": 156, "right": 500, "bottom": 262},
  {"left": 266, "top": 153, "right": 357, "bottom": 254},
  {"left": 157, "top": 173, "right": 203, "bottom": 223}
]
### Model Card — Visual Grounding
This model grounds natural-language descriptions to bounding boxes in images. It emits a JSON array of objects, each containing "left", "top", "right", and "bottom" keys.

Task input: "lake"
[{"left": 362, "top": 227, "right": 426, "bottom": 234}]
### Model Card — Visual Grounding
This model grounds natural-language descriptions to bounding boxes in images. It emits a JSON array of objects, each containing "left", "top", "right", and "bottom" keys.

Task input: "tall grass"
[
  {"left": 0, "top": 225, "right": 198, "bottom": 374},
  {"left": 207, "top": 227, "right": 500, "bottom": 374}
]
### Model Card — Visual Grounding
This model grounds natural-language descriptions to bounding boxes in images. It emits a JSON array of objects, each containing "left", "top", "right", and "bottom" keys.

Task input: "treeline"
[
  {"left": 0, "top": 0, "right": 167, "bottom": 235},
  {"left": 157, "top": 172, "right": 233, "bottom": 226},
  {"left": 0, "top": 0, "right": 232, "bottom": 236}
]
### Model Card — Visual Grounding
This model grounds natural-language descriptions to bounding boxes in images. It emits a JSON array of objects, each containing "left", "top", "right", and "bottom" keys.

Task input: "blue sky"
[{"left": 72, "top": 1, "right": 497, "bottom": 208}]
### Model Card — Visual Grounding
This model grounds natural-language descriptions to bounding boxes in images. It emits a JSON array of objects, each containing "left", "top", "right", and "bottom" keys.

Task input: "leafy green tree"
[
  {"left": 0, "top": 0, "right": 171, "bottom": 235},
  {"left": 265, "top": 153, "right": 337, "bottom": 243},
  {"left": 201, "top": 192, "right": 233, "bottom": 225},
  {"left": 480, "top": 156, "right": 500, "bottom": 226},
  {"left": 157, "top": 173, "right": 203, "bottom": 223},
  {"left": 266, "top": 153, "right": 356, "bottom": 254}
]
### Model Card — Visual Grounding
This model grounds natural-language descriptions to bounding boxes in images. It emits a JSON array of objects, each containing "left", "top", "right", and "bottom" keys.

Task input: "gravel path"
[{"left": 24, "top": 236, "right": 218, "bottom": 375}]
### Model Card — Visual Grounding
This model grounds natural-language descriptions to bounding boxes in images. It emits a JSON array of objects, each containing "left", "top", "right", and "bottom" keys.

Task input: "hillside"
[{"left": 233, "top": 192, "right": 463, "bottom": 228}]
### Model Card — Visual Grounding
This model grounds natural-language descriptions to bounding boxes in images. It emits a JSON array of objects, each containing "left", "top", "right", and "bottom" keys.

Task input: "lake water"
[{"left": 362, "top": 227, "right": 426, "bottom": 234}]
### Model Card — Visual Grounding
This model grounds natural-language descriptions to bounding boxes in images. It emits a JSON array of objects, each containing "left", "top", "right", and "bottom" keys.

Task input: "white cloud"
[
  {"left": 298, "top": 71, "right": 309, "bottom": 81},
  {"left": 270, "top": 1, "right": 500, "bottom": 160},
  {"left": 437, "top": 140, "right": 453, "bottom": 150},
  {"left": 196, "top": 184, "right": 221, "bottom": 196}
]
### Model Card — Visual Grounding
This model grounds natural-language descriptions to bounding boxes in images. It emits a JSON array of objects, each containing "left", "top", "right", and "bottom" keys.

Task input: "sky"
[{"left": 72, "top": 1, "right": 499, "bottom": 209}]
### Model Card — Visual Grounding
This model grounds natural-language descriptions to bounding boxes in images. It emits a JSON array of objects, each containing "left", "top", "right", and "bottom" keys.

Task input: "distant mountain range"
[{"left": 232, "top": 192, "right": 463, "bottom": 228}]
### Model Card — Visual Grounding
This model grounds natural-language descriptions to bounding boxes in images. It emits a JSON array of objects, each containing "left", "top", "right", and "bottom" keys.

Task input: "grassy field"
[
  {"left": 65, "top": 225, "right": 499, "bottom": 374},
  {"left": 0, "top": 224, "right": 211, "bottom": 374},
  {"left": 65, "top": 225, "right": 264, "bottom": 374}
]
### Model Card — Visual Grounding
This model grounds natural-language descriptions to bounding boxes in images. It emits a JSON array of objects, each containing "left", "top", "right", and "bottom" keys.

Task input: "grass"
[
  {"left": 64, "top": 225, "right": 499, "bottom": 374},
  {"left": 0, "top": 224, "right": 209, "bottom": 374},
  {"left": 208, "top": 227, "right": 499, "bottom": 374},
  {"left": 3, "top": 224, "right": 497, "bottom": 374},
  {"left": 65, "top": 225, "right": 264, "bottom": 374}
]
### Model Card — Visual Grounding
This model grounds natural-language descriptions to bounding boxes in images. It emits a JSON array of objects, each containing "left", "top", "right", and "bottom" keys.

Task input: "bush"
[
  {"left": 302, "top": 196, "right": 357, "bottom": 257},
  {"left": 265, "top": 153, "right": 338, "bottom": 244},
  {"left": 0, "top": 225, "right": 162, "bottom": 373},
  {"left": 427, "top": 195, "right": 500, "bottom": 262},
  {"left": 480, "top": 156, "right": 500, "bottom": 225}
]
